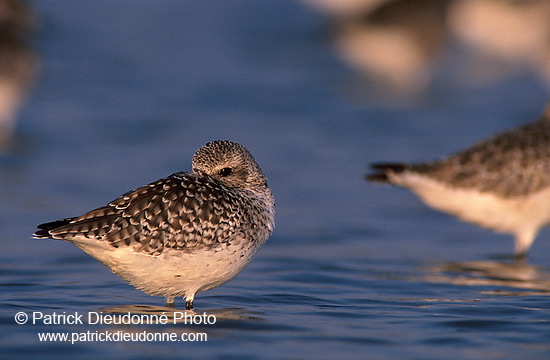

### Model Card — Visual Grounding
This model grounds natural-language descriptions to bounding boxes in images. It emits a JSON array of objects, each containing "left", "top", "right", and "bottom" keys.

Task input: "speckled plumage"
[
  {"left": 34, "top": 140, "right": 275, "bottom": 309},
  {"left": 367, "top": 106, "right": 550, "bottom": 257}
]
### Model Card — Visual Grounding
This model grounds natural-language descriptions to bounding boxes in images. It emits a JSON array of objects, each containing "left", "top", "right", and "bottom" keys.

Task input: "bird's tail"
[
  {"left": 365, "top": 163, "right": 409, "bottom": 183},
  {"left": 33, "top": 218, "right": 76, "bottom": 239}
]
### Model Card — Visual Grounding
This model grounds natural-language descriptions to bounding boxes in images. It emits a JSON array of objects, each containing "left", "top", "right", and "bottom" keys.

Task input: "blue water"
[{"left": 2, "top": 1, "right": 550, "bottom": 359}]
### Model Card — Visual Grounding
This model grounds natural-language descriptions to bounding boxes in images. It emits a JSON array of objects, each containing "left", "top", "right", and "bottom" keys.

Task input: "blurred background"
[
  {"left": 2, "top": 1, "right": 550, "bottom": 359},
  {"left": 4, "top": 0, "right": 550, "bottom": 243}
]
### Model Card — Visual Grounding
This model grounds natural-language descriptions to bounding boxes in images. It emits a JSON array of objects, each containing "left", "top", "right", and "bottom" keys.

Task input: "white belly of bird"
[
  {"left": 391, "top": 172, "right": 550, "bottom": 238},
  {"left": 70, "top": 238, "right": 260, "bottom": 300}
]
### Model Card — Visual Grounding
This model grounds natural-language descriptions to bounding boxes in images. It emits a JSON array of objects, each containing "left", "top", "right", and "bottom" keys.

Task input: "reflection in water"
[
  {"left": 0, "top": 0, "right": 38, "bottom": 148},
  {"left": 425, "top": 259, "right": 550, "bottom": 294},
  {"left": 99, "top": 304, "right": 264, "bottom": 322}
]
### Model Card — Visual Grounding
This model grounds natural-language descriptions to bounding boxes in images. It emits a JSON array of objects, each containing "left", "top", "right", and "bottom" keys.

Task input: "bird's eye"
[{"left": 218, "top": 167, "right": 233, "bottom": 177}]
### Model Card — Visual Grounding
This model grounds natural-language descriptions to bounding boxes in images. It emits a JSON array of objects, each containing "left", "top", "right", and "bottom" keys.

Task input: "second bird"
[{"left": 367, "top": 106, "right": 550, "bottom": 258}]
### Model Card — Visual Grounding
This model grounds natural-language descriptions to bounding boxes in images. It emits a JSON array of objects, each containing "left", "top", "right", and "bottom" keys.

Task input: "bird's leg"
[
  {"left": 514, "top": 231, "right": 535, "bottom": 260},
  {"left": 185, "top": 299, "right": 194, "bottom": 310},
  {"left": 513, "top": 251, "right": 528, "bottom": 263},
  {"left": 165, "top": 296, "right": 175, "bottom": 308}
]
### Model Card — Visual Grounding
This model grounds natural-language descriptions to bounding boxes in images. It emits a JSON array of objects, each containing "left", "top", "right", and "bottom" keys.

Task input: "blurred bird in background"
[
  {"left": 303, "top": 0, "right": 550, "bottom": 100},
  {"left": 0, "top": 0, "right": 38, "bottom": 147}
]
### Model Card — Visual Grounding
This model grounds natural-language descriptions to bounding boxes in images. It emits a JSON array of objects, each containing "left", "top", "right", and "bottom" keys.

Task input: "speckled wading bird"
[
  {"left": 367, "top": 106, "right": 550, "bottom": 258},
  {"left": 34, "top": 140, "right": 275, "bottom": 309}
]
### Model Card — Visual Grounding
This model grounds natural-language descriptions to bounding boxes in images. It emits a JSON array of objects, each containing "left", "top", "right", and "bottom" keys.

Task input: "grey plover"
[
  {"left": 367, "top": 106, "right": 550, "bottom": 257},
  {"left": 34, "top": 140, "right": 275, "bottom": 309}
]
